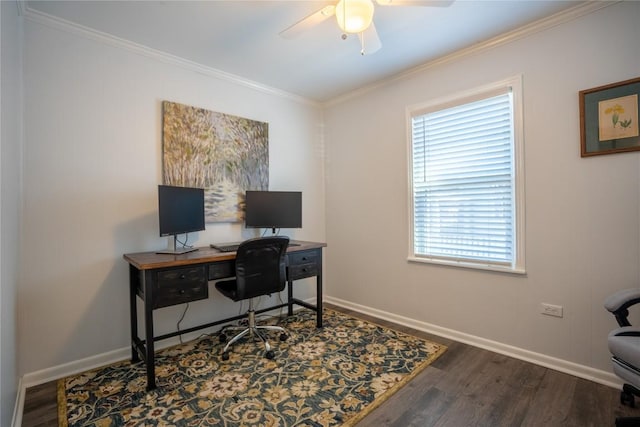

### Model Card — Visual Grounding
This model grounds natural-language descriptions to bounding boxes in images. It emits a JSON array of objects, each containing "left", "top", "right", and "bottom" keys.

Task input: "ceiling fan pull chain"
[{"left": 360, "top": 33, "right": 366, "bottom": 55}]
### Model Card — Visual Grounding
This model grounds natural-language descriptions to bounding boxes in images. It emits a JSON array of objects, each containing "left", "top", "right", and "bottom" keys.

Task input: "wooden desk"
[{"left": 123, "top": 240, "right": 326, "bottom": 390}]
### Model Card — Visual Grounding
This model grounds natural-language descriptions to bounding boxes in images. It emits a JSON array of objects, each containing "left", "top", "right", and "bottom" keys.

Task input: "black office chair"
[
  {"left": 605, "top": 288, "right": 640, "bottom": 426},
  {"left": 215, "top": 236, "right": 289, "bottom": 361}
]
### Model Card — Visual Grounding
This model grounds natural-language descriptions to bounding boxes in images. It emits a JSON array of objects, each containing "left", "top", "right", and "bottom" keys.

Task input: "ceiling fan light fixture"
[
  {"left": 335, "top": 0, "right": 375, "bottom": 34},
  {"left": 321, "top": 5, "right": 336, "bottom": 16}
]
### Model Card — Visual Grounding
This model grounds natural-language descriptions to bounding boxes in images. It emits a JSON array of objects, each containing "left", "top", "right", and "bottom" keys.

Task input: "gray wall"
[
  {"left": 324, "top": 1, "right": 640, "bottom": 381},
  {"left": 19, "top": 14, "right": 325, "bottom": 378},
  {"left": 1, "top": 1, "right": 22, "bottom": 425}
]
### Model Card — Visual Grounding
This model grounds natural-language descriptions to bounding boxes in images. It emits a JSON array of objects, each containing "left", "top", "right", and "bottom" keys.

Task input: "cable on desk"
[
  {"left": 261, "top": 228, "right": 283, "bottom": 237},
  {"left": 176, "top": 233, "right": 195, "bottom": 250},
  {"left": 176, "top": 303, "right": 190, "bottom": 344},
  {"left": 277, "top": 291, "right": 285, "bottom": 319}
]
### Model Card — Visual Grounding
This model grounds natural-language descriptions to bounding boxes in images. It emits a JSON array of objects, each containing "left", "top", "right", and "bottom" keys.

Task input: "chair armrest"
[
  {"left": 612, "top": 327, "right": 640, "bottom": 337},
  {"left": 605, "top": 288, "right": 640, "bottom": 327}
]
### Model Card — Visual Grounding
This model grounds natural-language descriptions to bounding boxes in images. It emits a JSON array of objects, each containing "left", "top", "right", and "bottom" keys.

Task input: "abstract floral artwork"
[{"left": 162, "top": 101, "right": 269, "bottom": 222}]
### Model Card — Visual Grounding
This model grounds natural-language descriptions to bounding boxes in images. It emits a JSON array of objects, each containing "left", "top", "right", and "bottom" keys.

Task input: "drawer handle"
[
  {"left": 302, "top": 268, "right": 308, "bottom": 272},
  {"left": 180, "top": 274, "right": 186, "bottom": 279},
  {"left": 179, "top": 289, "right": 185, "bottom": 294},
  {"left": 302, "top": 257, "right": 308, "bottom": 261}
]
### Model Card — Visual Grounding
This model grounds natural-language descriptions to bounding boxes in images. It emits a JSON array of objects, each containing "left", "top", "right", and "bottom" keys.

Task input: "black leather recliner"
[{"left": 605, "top": 288, "right": 640, "bottom": 426}]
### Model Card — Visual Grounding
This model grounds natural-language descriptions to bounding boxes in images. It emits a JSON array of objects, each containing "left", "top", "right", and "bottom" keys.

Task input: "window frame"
[{"left": 406, "top": 75, "right": 526, "bottom": 274}]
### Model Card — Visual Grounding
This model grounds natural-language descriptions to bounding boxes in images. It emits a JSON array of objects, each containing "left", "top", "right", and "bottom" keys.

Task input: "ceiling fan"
[{"left": 279, "top": 0, "right": 454, "bottom": 55}]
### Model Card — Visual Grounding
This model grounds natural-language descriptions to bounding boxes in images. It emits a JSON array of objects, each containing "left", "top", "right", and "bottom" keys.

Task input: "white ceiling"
[{"left": 25, "top": 0, "right": 589, "bottom": 103}]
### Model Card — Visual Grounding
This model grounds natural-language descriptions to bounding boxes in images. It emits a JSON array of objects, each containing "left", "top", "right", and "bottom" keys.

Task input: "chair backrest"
[{"left": 234, "top": 236, "right": 289, "bottom": 300}]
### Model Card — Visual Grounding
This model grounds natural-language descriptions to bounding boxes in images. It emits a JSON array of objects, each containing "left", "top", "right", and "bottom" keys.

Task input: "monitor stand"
[
  {"left": 157, "top": 235, "right": 199, "bottom": 255},
  {"left": 267, "top": 229, "right": 300, "bottom": 246}
]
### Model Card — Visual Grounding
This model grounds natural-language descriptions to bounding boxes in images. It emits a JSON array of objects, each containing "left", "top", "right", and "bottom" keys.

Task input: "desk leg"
[
  {"left": 316, "top": 252, "right": 323, "bottom": 328},
  {"left": 129, "top": 265, "right": 140, "bottom": 363},
  {"left": 287, "top": 279, "right": 294, "bottom": 316},
  {"left": 316, "top": 274, "right": 323, "bottom": 328},
  {"left": 143, "top": 270, "right": 156, "bottom": 391}
]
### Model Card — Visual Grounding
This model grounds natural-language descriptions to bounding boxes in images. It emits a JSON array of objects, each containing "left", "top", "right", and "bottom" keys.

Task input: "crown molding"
[
  {"left": 324, "top": 1, "right": 620, "bottom": 107},
  {"left": 21, "top": 5, "right": 321, "bottom": 108},
  {"left": 19, "top": 1, "right": 619, "bottom": 110}
]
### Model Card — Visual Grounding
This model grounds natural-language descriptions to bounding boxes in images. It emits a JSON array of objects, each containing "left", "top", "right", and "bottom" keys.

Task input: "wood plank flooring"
[{"left": 21, "top": 305, "right": 640, "bottom": 426}]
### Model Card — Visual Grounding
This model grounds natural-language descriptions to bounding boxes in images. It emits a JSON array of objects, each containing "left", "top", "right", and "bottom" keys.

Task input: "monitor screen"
[
  {"left": 158, "top": 185, "right": 205, "bottom": 237},
  {"left": 245, "top": 191, "right": 302, "bottom": 230}
]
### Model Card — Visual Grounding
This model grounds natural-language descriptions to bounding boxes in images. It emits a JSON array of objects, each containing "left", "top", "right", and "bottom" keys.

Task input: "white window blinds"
[{"left": 410, "top": 88, "right": 515, "bottom": 267}]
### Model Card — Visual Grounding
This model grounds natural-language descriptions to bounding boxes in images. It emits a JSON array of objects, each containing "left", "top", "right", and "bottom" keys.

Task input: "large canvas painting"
[{"left": 162, "top": 101, "right": 268, "bottom": 222}]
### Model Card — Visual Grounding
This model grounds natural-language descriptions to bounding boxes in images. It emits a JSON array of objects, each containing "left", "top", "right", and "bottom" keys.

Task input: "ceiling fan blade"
[
  {"left": 358, "top": 23, "right": 382, "bottom": 55},
  {"left": 279, "top": 4, "right": 336, "bottom": 39},
  {"left": 375, "top": 0, "right": 454, "bottom": 6}
]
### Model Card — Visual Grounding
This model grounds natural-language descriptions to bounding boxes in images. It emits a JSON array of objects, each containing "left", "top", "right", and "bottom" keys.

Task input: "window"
[{"left": 408, "top": 76, "right": 525, "bottom": 273}]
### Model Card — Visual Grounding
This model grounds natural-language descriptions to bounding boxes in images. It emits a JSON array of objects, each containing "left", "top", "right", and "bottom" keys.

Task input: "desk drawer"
[
  {"left": 155, "top": 266, "right": 208, "bottom": 309},
  {"left": 288, "top": 250, "right": 320, "bottom": 266},
  {"left": 288, "top": 263, "right": 318, "bottom": 280},
  {"left": 287, "top": 250, "right": 320, "bottom": 280},
  {"left": 208, "top": 261, "right": 235, "bottom": 280}
]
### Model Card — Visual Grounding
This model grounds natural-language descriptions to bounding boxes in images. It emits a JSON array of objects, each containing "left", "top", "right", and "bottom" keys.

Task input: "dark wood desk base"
[{"left": 124, "top": 240, "right": 326, "bottom": 391}]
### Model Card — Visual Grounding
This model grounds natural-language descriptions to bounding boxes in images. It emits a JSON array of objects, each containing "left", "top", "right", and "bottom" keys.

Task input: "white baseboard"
[
  {"left": 22, "top": 347, "right": 131, "bottom": 389},
  {"left": 20, "top": 296, "right": 615, "bottom": 425},
  {"left": 20, "top": 299, "right": 319, "bottom": 389},
  {"left": 324, "top": 296, "right": 623, "bottom": 390}
]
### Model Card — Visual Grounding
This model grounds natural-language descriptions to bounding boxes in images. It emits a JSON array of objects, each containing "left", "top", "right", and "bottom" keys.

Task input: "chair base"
[
  {"left": 621, "top": 383, "right": 640, "bottom": 407},
  {"left": 616, "top": 417, "right": 640, "bottom": 427},
  {"left": 219, "top": 303, "right": 288, "bottom": 360},
  {"left": 614, "top": 384, "right": 640, "bottom": 426}
]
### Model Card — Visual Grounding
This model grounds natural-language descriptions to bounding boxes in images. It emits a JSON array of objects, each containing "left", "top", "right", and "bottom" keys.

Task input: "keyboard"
[
  {"left": 211, "top": 241, "right": 301, "bottom": 252},
  {"left": 210, "top": 243, "right": 241, "bottom": 252}
]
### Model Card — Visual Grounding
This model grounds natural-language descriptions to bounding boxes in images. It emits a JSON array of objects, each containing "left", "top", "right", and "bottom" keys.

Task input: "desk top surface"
[{"left": 124, "top": 240, "right": 326, "bottom": 270}]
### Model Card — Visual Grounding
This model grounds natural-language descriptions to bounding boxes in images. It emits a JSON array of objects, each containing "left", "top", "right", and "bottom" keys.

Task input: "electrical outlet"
[{"left": 541, "top": 303, "right": 563, "bottom": 318}]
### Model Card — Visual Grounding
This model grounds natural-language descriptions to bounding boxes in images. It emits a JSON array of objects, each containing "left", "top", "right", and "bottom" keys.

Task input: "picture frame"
[
  {"left": 580, "top": 77, "right": 640, "bottom": 157},
  {"left": 161, "top": 101, "right": 269, "bottom": 223}
]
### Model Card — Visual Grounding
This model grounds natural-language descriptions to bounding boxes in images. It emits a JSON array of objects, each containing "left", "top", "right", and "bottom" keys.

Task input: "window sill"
[{"left": 407, "top": 256, "right": 526, "bottom": 275}]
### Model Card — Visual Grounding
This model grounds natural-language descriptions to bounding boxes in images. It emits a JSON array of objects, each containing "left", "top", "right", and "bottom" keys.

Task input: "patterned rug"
[{"left": 58, "top": 308, "right": 446, "bottom": 426}]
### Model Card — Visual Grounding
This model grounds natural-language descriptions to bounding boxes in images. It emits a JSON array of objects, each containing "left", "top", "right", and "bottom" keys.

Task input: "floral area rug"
[{"left": 58, "top": 308, "right": 446, "bottom": 426}]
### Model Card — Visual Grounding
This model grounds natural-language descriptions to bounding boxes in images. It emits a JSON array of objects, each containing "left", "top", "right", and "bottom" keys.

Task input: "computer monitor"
[
  {"left": 158, "top": 185, "right": 205, "bottom": 254},
  {"left": 245, "top": 191, "right": 302, "bottom": 234}
]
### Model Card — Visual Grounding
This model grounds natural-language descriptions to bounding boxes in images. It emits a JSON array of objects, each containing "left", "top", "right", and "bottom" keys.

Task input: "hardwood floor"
[
  {"left": 344, "top": 306, "right": 639, "bottom": 427},
  {"left": 22, "top": 305, "right": 640, "bottom": 426},
  {"left": 22, "top": 381, "right": 58, "bottom": 427}
]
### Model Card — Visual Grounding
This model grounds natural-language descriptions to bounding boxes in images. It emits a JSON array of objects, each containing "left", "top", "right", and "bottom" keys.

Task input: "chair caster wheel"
[
  {"left": 621, "top": 391, "right": 635, "bottom": 407},
  {"left": 219, "top": 333, "right": 227, "bottom": 343},
  {"left": 221, "top": 351, "right": 230, "bottom": 361},
  {"left": 265, "top": 350, "right": 275, "bottom": 359},
  {"left": 279, "top": 333, "right": 288, "bottom": 341}
]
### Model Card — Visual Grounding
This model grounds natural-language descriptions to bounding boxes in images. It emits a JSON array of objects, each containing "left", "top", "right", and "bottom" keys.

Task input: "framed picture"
[
  {"left": 580, "top": 77, "right": 640, "bottom": 157},
  {"left": 162, "top": 101, "right": 269, "bottom": 223}
]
